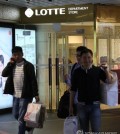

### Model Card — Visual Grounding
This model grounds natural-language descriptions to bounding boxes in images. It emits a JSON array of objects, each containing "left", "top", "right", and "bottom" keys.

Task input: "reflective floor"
[{"left": 0, "top": 105, "right": 120, "bottom": 134}]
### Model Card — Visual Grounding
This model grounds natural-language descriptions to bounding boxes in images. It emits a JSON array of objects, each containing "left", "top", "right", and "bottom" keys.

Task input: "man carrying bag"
[{"left": 2, "top": 46, "right": 39, "bottom": 134}]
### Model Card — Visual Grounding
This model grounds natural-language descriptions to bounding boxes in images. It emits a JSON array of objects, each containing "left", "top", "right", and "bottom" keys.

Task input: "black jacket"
[
  {"left": 71, "top": 65, "right": 106, "bottom": 102},
  {"left": 2, "top": 59, "right": 38, "bottom": 98}
]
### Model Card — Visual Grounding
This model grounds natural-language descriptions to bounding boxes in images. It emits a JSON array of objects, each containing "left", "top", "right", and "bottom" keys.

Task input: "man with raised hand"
[{"left": 69, "top": 49, "right": 113, "bottom": 133}]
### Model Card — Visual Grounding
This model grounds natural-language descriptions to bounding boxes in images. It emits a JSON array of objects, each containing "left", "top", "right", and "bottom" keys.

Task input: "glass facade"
[
  {"left": 0, "top": 3, "right": 120, "bottom": 111},
  {"left": 4, "top": 4, "right": 118, "bottom": 110},
  {"left": 35, "top": 22, "right": 94, "bottom": 110},
  {"left": 35, "top": 5, "right": 120, "bottom": 110},
  {"left": 96, "top": 22, "right": 120, "bottom": 69}
]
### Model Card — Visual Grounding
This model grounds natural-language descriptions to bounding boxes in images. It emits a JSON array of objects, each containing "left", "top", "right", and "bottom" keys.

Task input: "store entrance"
[
  {"left": 37, "top": 22, "right": 94, "bottom": 111},
  {"left": 56, "top": 34, "right": 84, "bottom": 105},
  {"left": 48, "top": 32, "right": 87, "bottom": 111}
]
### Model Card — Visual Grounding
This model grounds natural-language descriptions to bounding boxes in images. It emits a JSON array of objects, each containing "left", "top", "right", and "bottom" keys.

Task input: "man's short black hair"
[
  {"left": 0, "top": 55, "right": 4, "bottom": 64},
  {"left": 80, "top": 49, "right": 93, "bottom": 57},
  {"left": 12, "top": 46, "right": 23, "bottom": 54},
  {"left": 76, "top": 46, "right": 87, "bottom": 52}
]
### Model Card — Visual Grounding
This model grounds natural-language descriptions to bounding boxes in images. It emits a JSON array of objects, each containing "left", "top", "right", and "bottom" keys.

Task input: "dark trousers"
[
  {"left": 77, "top": 102, "right": 101, "bottom": 133},
  {"left": 12, "top": 97, "right": 32, "bottom": 134}
]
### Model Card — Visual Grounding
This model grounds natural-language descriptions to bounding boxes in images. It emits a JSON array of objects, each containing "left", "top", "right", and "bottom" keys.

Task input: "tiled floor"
[
  {"left": 0, "top": 105, "right": 120, "bottom": 134},
  {"left": 0, "top": 113, "right": 64, "bottom": 134}
]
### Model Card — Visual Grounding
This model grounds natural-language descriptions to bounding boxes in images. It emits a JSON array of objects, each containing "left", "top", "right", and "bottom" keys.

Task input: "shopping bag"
[
  {"left": 24, "top": 103, "right": 46, "bottom": 128},
  {"left": 64, "top": 116, "right": 78, "bottom": 134},
  {"left": 100, "top": 71, "right": 118, "bottom": 106}
]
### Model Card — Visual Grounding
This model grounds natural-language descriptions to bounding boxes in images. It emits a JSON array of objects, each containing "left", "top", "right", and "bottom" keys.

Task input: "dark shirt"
[{"left": 71, "top": 65, "right": 106, "bottom": 103}]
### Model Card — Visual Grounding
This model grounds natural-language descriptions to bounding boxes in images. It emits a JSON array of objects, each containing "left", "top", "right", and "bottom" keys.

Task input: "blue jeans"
[
  {"left": 12, "top": 97, "right": 32, "bottom": 134},
  {"left": 77, "top": 102, "right": 101, "bottom": 133}
]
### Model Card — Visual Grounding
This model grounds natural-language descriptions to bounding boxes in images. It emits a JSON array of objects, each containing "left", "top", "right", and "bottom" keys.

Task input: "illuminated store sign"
[
  {"left": 25, "top": 6, "right": 89, "bottom": 18},
  {"left": 35, "top": 8, "right": 65, "bottom": 16},
  {"left": 68, "top": 6, "right": 88, "bottom": 14},
  {"left": 21, "top": 4, "right": 93, "bottom": 23}
]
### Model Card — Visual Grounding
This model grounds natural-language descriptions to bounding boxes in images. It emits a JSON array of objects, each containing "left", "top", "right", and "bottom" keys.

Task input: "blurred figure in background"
[{"left": 64, "top": 46, "right": 87, "bottom": 103}]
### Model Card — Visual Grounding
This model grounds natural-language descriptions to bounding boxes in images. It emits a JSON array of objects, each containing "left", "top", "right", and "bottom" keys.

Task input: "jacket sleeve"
[
  {"left": 2, "top": 62, "right": 15, "bottom": 77},
  {"left": 29, "top": 64, "right": 39, "bottom": 97}
]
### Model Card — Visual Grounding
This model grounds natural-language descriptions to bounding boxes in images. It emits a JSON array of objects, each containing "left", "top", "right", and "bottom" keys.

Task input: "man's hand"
[
  {"left": 35, "top": 96, "right": 40, "bottom": 102},
  {"left": 100, "top": 63, "right": 108, "bottom": 71},
  {"left": 10, "top": 57, "right": 16, "bottom": 64}
]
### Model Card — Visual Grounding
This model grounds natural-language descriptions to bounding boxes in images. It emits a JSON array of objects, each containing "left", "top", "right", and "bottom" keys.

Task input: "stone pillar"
[{"left": 36, "top": 25, "right": 56, "bottom": 110}]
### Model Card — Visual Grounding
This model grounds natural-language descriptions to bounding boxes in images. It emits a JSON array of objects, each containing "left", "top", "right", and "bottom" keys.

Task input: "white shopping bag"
[
  {"left": 101, "top": 71, "right": 118, "bottom": 106},
  {"left": 24, "top": 103, "right": 41, "bottom": 123},
  {"left": 64, "top": 116, "right": 78, "bottom": 134},
  {"left": 24, "top": 103, "right": 46, "bottom": 128}
]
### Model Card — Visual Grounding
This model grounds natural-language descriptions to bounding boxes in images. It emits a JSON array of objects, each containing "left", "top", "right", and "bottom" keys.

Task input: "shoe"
[{"left": 28, "top": 128, "right": 34, "bottom": 134}]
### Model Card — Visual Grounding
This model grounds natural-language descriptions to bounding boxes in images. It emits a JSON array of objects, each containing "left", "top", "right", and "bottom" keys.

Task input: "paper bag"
[{"left": 24, "top": 103, "right": 46, "bottom": 128}]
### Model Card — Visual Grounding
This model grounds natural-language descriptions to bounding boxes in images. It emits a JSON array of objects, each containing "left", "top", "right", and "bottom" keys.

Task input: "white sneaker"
[{"left": 28, "top": 128, "right": 34, "bottom": 134}]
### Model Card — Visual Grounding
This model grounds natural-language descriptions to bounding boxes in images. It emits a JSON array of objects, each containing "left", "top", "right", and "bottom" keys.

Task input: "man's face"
[
  {"left": 81, "top": 52, "right": 93, "bottom": 67},
  {"left": 12, "top": 52, "right": 23, "bottom": 63}
]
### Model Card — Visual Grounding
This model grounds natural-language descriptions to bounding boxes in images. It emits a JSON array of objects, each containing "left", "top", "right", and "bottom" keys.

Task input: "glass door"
[
  {"left": 36, "top": 31, "right": 94, "bottom": 111},
  {"left": 39, "top": 31, "right": 94, "bottom": 111},
  {"left": 56, "top": 34, "right": 84, "bottom": 109},
  {"left": 56, "top": 34, "right": 67, "bottom": 110}
]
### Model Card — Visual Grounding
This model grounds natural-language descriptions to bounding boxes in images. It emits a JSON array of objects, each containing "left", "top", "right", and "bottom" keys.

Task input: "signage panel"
[{"left": 20, "top": 4, "right": 93, "bottom": 23}]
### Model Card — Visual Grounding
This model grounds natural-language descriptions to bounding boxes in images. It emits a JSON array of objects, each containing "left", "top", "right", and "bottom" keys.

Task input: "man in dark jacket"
[
  {"left": 2, "top": 46, "right": 39, "bottom": 134},
  {"left": 69, "top": 49, "right": 113, "bottom": 133}
]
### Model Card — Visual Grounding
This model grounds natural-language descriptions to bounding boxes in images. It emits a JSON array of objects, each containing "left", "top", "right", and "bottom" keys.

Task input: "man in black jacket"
[
  {"left": 69, "top": 49, "right": 113, "bottom": 133},
  {"left": 2, "top": 46, "right": 39, "bottom": 134}
]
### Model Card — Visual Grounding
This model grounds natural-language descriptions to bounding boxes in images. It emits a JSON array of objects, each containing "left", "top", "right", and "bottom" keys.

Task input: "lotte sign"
[
  {"left": 25, "top": 8, "right": 66, "bottom": 18},
  {"left": 21, "top": 4, "right": 93, "bottom": 23},
  {"left": 35, "top": 8, "right": 66, "bottom": 16}
]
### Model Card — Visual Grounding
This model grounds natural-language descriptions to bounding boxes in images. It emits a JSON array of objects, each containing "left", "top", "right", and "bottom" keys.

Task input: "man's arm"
[
  {"left": 64, "top": 63, "right": 77, "bottom": 87},
  {"left": 69, "top": 69, "right": 77, "bottom": 115},
  {"left": 69, "top": 91, "right": 76, "bottom": 115},
  {"left": 2, "top": 62, "right": 15, "bottom": 77}
]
